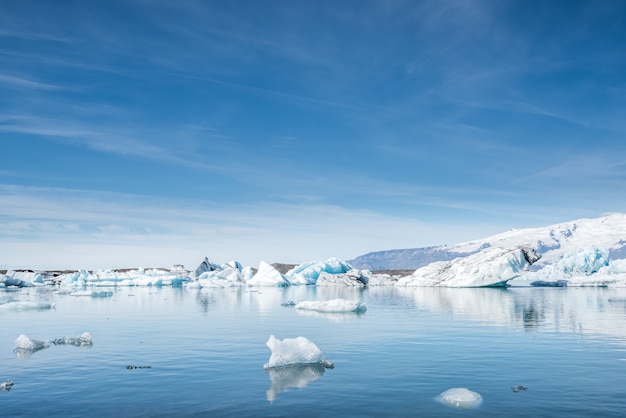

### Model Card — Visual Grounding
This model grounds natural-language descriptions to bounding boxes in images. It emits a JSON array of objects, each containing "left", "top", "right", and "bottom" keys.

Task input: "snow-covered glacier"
[
  {"left": 397, "top": 247, "right": 539, "bottom": 287},
  {"left": 349, "top": 213, "right": 626, "bottom": 270}
]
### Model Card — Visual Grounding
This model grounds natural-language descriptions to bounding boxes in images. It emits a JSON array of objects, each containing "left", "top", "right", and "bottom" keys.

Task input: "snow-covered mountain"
[{"left": 349, "top": 213, "right": 626, "bottom": 270}]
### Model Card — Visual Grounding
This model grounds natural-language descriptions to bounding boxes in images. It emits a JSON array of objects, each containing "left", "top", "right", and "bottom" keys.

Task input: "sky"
[{"left": 1, "top": 0, "right": 625, "bottom": 270}]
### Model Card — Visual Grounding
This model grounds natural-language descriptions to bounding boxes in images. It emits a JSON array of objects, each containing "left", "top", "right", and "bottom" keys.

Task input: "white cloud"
[{"left": 0, "top": 184, "right": 505, "bottom": 270}]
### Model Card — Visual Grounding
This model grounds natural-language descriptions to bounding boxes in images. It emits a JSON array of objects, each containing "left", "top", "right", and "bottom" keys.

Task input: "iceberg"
[
  {"left": 316, "top": 269, "right": 369, "bottom": 286},
  {"left": 397, "top": 247, "right": 539, "bottom": 287},
  {"left": 265, "top": 364, "right": 327, "bottom": 402},
  {"left": 248, "top": 262, "right": 290, "bottom": 287},
  {"left": 527, "top": 246, "right": 626, "bottom": 287},
  {"left": 286, "top": 257, "right": 352, "bottom": 285},
  {"left": 0, "top": 296, "right": 55, "bottom": 310},
  {"left": 69, "top": 290, "right": 114, "bottom": 297},
  {"left": 295, "top": 299, "right": 367, "bottom": 313},
  {"left": 15, "top": 334, "right": 50, "bottom": 351},
  {"left": 1, "top": 275, "right": 35, "bottom": 288},
  {"left": 263, "top": 335, "right": 334, "bottom": 370},
  {"left": 14, "top": 332, "right": 93, "bottom": 359},
  {"left": 0, "top": 379, "right": 14, "bottom": 392},
  {"left": 438, "top": 388, "right": 483, "bottom": 409}
]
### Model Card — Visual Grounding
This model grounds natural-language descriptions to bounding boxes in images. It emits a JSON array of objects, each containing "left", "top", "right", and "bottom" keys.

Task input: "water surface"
[{"left": 2, "top": 285, "right": 626, "bottom": 417}]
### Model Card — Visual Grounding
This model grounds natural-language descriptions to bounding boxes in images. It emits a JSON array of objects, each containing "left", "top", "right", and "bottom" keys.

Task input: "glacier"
[
  {"left": 397, "top": 247, "right": 539, "bottom": 287},
  {"left": 349, "top": 213, "right": 626, "bottom": 270},
  {"left": 263, "top": 335, "right": 334, "bottom": 370}
]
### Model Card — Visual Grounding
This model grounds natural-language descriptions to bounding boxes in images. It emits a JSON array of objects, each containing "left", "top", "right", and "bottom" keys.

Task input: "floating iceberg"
[
  {"left": 286, "top": 258, "right": 352, "bottom": 285},
  {"left": 14, "top": 332, "right": 93, "bottom": 359},
  {"left": 15, "top": 334, "right": 50, "bottom": 351},
  {"left": 438, "top": 388, "right": 483, "bottom": 409},
  {"left": 295, "top": 299, "right": 367, "bottom": 313},
  {"left": 263, "top": 335, "right": 334, "bottom": 370},
  {"left": 316, "top": 269, "right": 369, "bottom": 287},
  {"left": 398, "top": 247, "right": 539, "bottom": 287},
  {"left": 69, "top": 290, "right": 114, "bottom": 297},
  {"left": 248, "top": 262, "right": 290, "bottom": 287},
  {"left": 265, "top": 364, "right": 327, "bottom": 402},
  {"left": 0, "top": 296, "right": 55, "bottom": 311},
  {"left": 0, "top": 379, "right": 14, "bottom": 392},
  {"left": 527, "top": 246, "right": 626, "bottom": 287}
]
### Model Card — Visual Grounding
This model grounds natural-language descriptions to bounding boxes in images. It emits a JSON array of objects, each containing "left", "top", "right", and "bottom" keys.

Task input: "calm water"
[{"left": 2, "top": 285, "right": 626, "bottom": 417}]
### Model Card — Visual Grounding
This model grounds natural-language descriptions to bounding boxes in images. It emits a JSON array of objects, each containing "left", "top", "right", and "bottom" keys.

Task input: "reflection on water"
[
  {"left": 265, "top": 364, "right": 327, "bottom": 402},
  {"left": 393, "top": 286, "right": 626, "bottom": 342}
]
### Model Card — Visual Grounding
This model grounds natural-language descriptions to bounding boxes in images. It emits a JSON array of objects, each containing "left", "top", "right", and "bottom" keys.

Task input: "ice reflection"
[
  {"left": 393, "top": 286, "right": 626, "bottom": 342},
  {"left": 265, "top": 364, "right": 327, "bottom": 402}
]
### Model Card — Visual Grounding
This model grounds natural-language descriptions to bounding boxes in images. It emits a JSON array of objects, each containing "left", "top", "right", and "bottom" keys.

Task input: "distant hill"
[{"left": 349, "top": 213, "right": 626, "bottom": 271}]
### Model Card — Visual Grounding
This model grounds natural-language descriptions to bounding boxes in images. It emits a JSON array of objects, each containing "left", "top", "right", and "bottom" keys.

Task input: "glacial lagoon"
[{"left": 2, "top": 285, "right": 626, "bottom": 417}]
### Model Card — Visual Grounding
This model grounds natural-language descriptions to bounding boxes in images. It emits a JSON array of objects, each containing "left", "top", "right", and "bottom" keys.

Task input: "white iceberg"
[
  {"left": 248, "top": 262, "right": 290, "bottom": 287},
  {"left": 14, "top": 332, "right": 93, "bottom": 359},
  {"left": 15, "top": 334, "right": 50, "bottom": 350},
  {"left": 263, "top": 335, "right": 334, "bottom": 369},
  {"left": 397, "top": 247, "right": 539, "bottom": 287},
  {"left": 316, "top": 269, "right": 369, "bottom": 287},
  {"left": 0, "top": 296, "right": 55, "bottom": 311},
  {"left": 527, "top": 246, "right": 626, "bottom": 287},
  {"left": 295, "top": 299, "right": 367, "bottom": 313},
  {"left": 69, "top": 290, "right": 114, "bottom": 297},
  {"left": 286, "top": 257, "right": 352, "bottom": 285},
  {"left": 439, "top": 387, "right": 483, "bottom": 409}
]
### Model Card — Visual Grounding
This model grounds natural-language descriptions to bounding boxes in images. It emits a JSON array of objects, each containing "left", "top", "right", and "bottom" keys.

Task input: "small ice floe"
[
  {"left": 0, "top": 295, "right": 55, "bottom": 311},
  {"left": 1, "top": 379, "right": 14, "bottom": 392},
  {"left": 50, "top": 332, "right": 94, "bottom": 347},
  {"left": 281, "top": 301, "right": 296, "bottom": 307},
  {"left": 69, "top": 290, "right": 114, "bottom": 297},
  {"left": 295, "top": 299, "right": 367, "bottom": 313},
  {"left": 14, "top": 332, "right": 93, "bottom": 359},
  {"left": 263, "top": 335, "right": 334, "bottom": 370},
  {"left": 438, "top": 388, "right": 483, "bottom": 409},
  {"left": 511, "top": 385, "right": 528, "bottom": 393},
  {"left": 265, "top": 363, "right": 327, "bottom": 402}
]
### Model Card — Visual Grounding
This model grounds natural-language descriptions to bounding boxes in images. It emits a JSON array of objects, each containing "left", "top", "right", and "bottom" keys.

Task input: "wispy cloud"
[{"left": 0, "top": 74, "right": 64, "bottom": 90}]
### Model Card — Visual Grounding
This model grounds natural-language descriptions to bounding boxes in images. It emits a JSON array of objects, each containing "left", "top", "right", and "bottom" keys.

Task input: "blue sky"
[{"left": 1, "top": 0, "right": 625, "bottom": 270}]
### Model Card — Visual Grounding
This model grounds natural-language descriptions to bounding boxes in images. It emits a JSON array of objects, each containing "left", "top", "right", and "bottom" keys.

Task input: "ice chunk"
[
  {"left": 14, "top": 332, "right": 93, "bottom": 359},
  {"left": 51, "top": 332, "right": 94, "bottom": 347},
  {"left": 263, "top": 335, "right": 334, "bottom": 370},
  {"left": 0, "top": 379, "right": 14, "bottom": 392},
  {"left": 15, "top": 334, "right": 49, "bottom": 350},
  {"left": 248, "top": 262, "right": 290, "bottom": 287},
  {"left": 265, "top": 364, "right": 327, "bottom": 402},
  {"left": 295, "top": 299, "right": 367, "bottom": 313},
  {"left": 69, "top": 290, "right": 114, "bottom": 297},
  {"left": 286, "top": 257, "right": 352, "bottom": 285},
  {"left": 439, "top": 387, "right": 483, "bottom": 409},
  {"left": 0, "top": 297, "right": 55, "bottom": 310},
  {"left": 316, "top": 270, "right": 368, "bottom": 287},
  {"left": 526, "top": 246, "right": 621, "bottom": 286}
]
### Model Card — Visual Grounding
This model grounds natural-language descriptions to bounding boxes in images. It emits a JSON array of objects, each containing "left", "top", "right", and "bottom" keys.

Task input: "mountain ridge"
[{"left": 348, "top": 213, "right": 626, "bottom": 271}]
